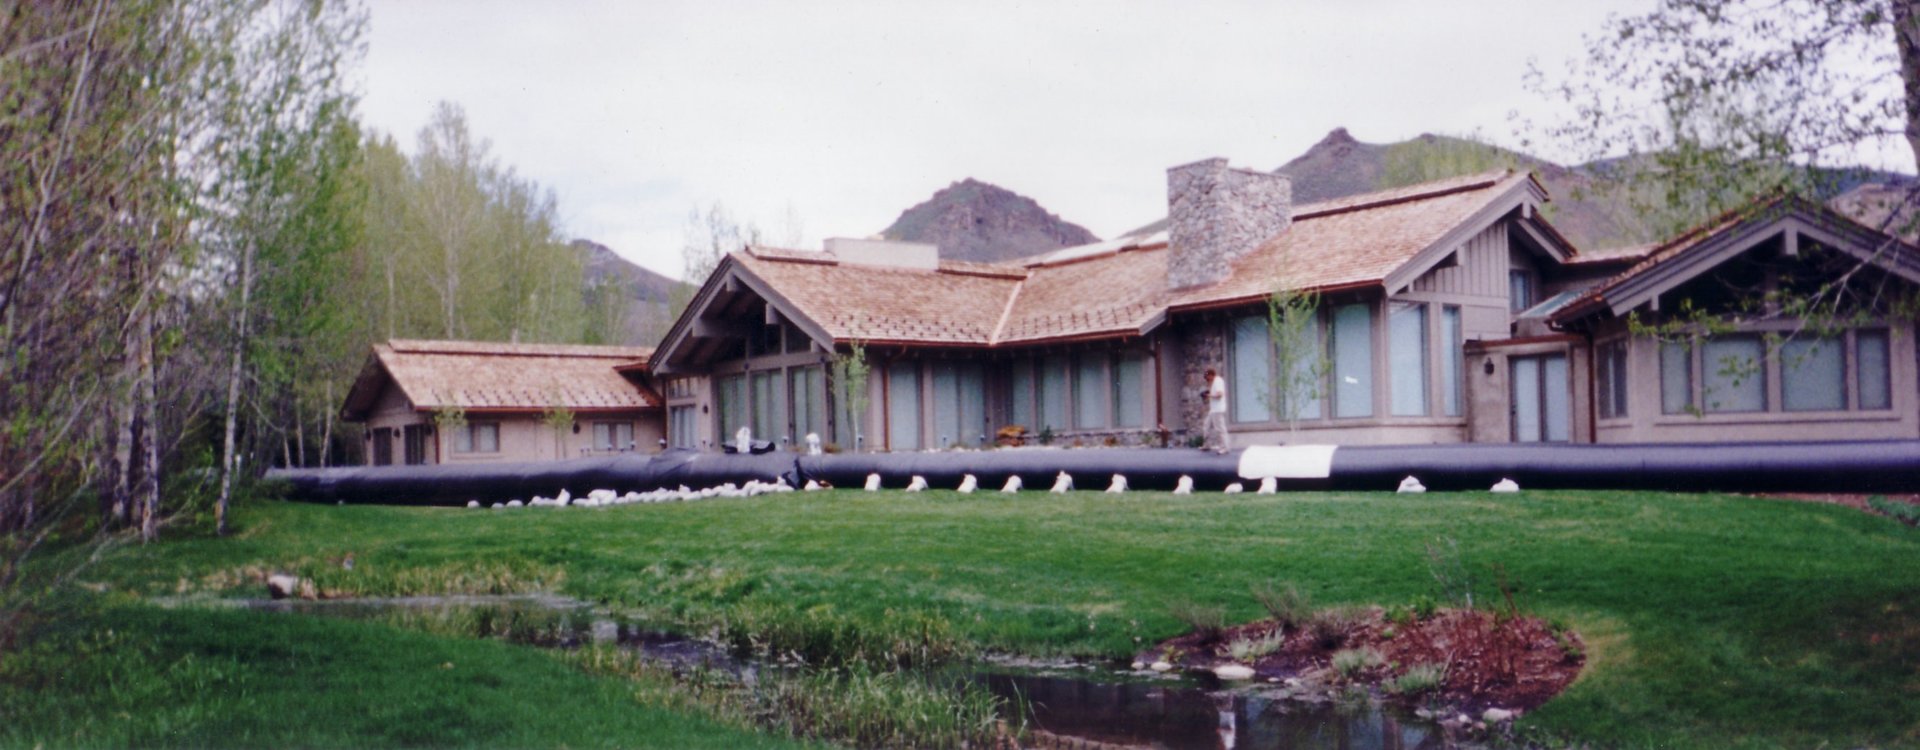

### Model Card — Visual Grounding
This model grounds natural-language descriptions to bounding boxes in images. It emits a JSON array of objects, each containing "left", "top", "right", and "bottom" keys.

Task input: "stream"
[{"left": 229, "top": 595, "right": 1458, "bottom": 749}]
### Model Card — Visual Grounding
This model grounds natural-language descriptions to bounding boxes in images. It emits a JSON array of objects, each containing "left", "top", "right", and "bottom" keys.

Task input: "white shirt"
[{"left": 1208, "top": 375, "right": 1228, "bottom": 415}]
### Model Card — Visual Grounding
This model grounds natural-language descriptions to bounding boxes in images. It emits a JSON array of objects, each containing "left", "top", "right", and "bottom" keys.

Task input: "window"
[
  {"left": 1660, "top": 340, "right": 1694, "bottom": 414},
  {"left": 593, "top": 421, "right": 634, "bottom": 451},
  {"left": 372, "top": 427, "right": 394, "bottom": 465},
  {"left": 1781, "top": 337, "right": 1844, "bottom": 412},
  {"left": 453, "top": 422, "right": 499, "bottom": 453},
  {"left": 751, "top": 370, "right": 787, "bottom": 444},
  {"left": 1112, "top": 352, "right": 1147, "bottom": 428},
  {"left": 1511, "top": 354, "right": 1571, "bottom": 442},
  {"left": 1009, "top": 361, "right": 1035, "bottom": 429},
  {"left": 886, "top": 363, "right": 921, "bottom": 451},
  {"left": 931, "top": 362, "right": 986, "bottom": 448},
  {"left": 1440, "top": 305, "right": 1463, "bottom": 417},
  {"left": 1702, "top": 336, "right": 1765, "bottom": 413},
  {"left": 1039, "top": 355, "right": 1070, "bottom": 432},
  {"left": 1509, "top": 270, "right": 1535, "bottom": 313},
  {"left": 403, "top": 424, "right": 430, "bottom": 465},
  {"left": 716, "top": 374, "right": 747, "bottom": 439},
  {"left": 669, "top": 405, "right": 696, "bottom": 449},
  {"left": 1331, "top": 303, "right": 1374, "bottom": 418},
  {"left": 1389, "top": 302, "right": 1428, "bottom": 416},
  {"left": 1858, "top": 330, "right": 1891, "bottom": 410},
  {"left": 791, "top": 366, "right": 826, "bottom": 443},
  {"left": 832, "top": 365, "right": 869, "bottom": 450},
  {"left": 1230, "top": 316, "right": 1272, "bottom": 423},
  {"left": 1597, "top": 339, "right": 1628, "bottom": 419}
]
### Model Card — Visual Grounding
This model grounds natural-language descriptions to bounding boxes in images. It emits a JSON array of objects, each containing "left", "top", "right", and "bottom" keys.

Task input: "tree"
[
  {"left": 831, "top": 340, "right": 871, "bottom": 453},
  {"left": 1263, "top": 288, "right": 1327, "bottom": 434},
  {"left": 1532, "top": 0, "right": 1920, "bottom": 239},
  {"left": 669, "top": 202, "right": 761, "bottom": 320}
]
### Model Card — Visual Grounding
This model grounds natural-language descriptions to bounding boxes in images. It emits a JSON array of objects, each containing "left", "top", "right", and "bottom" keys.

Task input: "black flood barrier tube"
[{"left": 269, "top": 439, "right": 1920, "bottom": 506}]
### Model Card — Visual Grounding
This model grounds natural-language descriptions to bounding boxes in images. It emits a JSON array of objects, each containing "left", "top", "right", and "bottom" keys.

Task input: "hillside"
[
  {"left": 571, "top": 239, "right": 678, "bottom": 346},
  {"left": 879, "top": 178, "right": 1100, "bottom": 263}
]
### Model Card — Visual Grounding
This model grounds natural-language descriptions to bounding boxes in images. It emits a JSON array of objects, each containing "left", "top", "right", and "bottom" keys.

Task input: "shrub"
[
  {"left": 1410, "top": 595, "right": 1439, "bottom": 620},
  {"left": 1251, "top": 581, "right": 1312, "bottom": 628},
  {"left": 1389, "top": 662, "right": 1447, "bottom": 695},
  {"left": 1305, "top": 607, "right": 1364, "bottom": 650},
  {"left": 1869, "top": 496, "right": 1920, "bottom": 526},
  {"left": 1166, "top": 599, "right": 1226, "bottom": 643},
  {"left": 1331, "top": 647, "right": 1383, "bottom": 677},
  {"left": 1226, "top": 628, "right": 1285, "bottom": 662}
]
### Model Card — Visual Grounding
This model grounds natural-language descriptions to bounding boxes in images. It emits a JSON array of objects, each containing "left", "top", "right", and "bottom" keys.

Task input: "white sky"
[{"left": 361, "top": 0, "right": 1675, "bottom": 280}]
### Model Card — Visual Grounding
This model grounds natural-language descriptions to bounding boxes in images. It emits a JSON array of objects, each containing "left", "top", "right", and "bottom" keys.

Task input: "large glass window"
[
  {"left": 1597, "top": 339, "right": 1628, "bottom": 419},
  {"left": 1074, "top": 355, "right": 1109, "bottom": 429},
  {"left": 403, "top": 424, "right": 430, "bottom": 465},
  {"left": 372, "top": 427, "right": 393, "bottom": 465},
  {"left": 1782, "top": 337, "right": 1844, "bottom": 412},
  {"left": 453, "top": 422, "right": 499, "bottom": 453},
  {"left": 1039, "top": 355, "right": 1071, "bottom": 432},
  {"left": 1230, "top": 316, "right": 1272, "bottom": 423},
  {"left": 1660, "top": 340, "right": 1693, "bottom": 414},
  {"left": 716, "top": 374, "right": 747, "bottom": 439},
  {"left": 832, "top": 366, "right": 868, "bottom": 451},
  {"left": 669, "top": 405, "right": 696, "bottom": 448},
  {"left": 1509, "top": 270, "right": 1534, "bottom": 313},
  {"left": 931, "top": 362, "right": 987, "bottom": 448},
  {"left": 1702, "top": 336, "right": 1765, "bottom": 413},
  {"left": 1331, "top": 303, "right": 1374, "bottom": 418},
  {"left": 1113, "top": 352, "right": 1147, "bottom": 428},
  {"left": 1858, "top": 330, "right": 1891, "bottom": 410},
  {"left": 886, "top": 364, "right": 921, "bottom": 451},
  {"left": 1010, "top": 361, "right": 1034, "bottom": 430},
  {"left": 1389, "top": 302, "right": 1429, "bottom": 416},
  {"left": 791, "top": 366, "right": 826, "bottom": 443},
  {"left": 593, "top": 421, "right": 634, "bottom": 451},
  {"left": 751, "top": 370, "right": 786, "bottom": 443},
  {"left": 1512, "top": 355, "right": 1570, "bottom": 442},
  {"left": 1441, "top": 306, "right": 1462, "bottom": 417}
]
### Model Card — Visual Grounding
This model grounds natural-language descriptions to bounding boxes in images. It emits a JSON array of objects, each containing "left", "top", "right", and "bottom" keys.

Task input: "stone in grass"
[
  {"left": 957, "top": 474, "right": 978, "bottom": 493},
  {"left": 864, "top": 473, "right": 882, "bottom": 491},
  {"left": 1149, "top": 660, "right": 1173, "bottom": 672},
  {"left": 1224, "top": 482, "right": 1244, "bottom": 494},
  {"left": 1105, "top": 474, "right": 1127, "bottom": 493},
  {"left": 1491, "top": 478, "right": 1521, "bottom": 493},
  {"left": 1001, "top": 475, "right": 1023, "bottom": 493},
  {"left": 906, "top": 475, "right": 929, "bottom": 492},
  {"left": 1257, "top": 477, "right": 1278, "bottom": 494},
  {"left": 466, "top": 500, "right": 480, "bottom": 508},
  {"left": 266, "top": 573, "right": 300, "bottom": 600},
  {"left": 507, "top": 499, "right": 524, "bottom": 508},
  {"left": 1173, "top": 475, "right": 1194, "bottom": 494},
  {"left": 1213, "top": 664, "right": 1255, "bottom": 681},
  {"left": 1130, "top": 660, "right": 1145, "bottom": 670},
  {"left": 1483, "top": 707, "right": 1515, "bottom": 722},
  {"left": 1397, "top": 475, "right": 1426, "bottom": 493},
  {"left": 1050, "top": 472, "right": 1074, "bottom": 493}
]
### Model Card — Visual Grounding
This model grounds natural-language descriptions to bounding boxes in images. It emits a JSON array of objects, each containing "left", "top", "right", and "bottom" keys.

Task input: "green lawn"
[{"left": 16, "top": 489, "right": 1920, "bottom": 748}]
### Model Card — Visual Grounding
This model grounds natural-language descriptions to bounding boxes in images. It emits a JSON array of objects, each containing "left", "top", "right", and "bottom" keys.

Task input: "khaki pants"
[{"left": 1203, "top": 411, "right": 1231, "bottom": 452}]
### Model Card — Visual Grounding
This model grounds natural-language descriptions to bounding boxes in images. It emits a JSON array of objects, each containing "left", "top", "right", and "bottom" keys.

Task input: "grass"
[
  {"left": 20, "top": 487, "right": 1920, "bottom": 748},
  {"left": 0, "top": 595, "right": 814, "bottom": 749}
]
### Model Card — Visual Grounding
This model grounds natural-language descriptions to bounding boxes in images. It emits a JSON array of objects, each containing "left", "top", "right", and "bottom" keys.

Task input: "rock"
[
  {"left": 1491, "top": 478, "right": 1520, "bottom": 493},
  {"left": 805, "top": 432, "right": 822, "bottom": 456},
  {"left": 1266, "top": 677, "right": 1280, "bottom": 683},
  {"left": 1173, "top": 475, "right": 1194, "bottom": 494},
  {"left": 1000, "top": 475, "right": 1022, "bottom": 493},
  {"left": 864, "top": 473, "right": 882, "bottom": 491},
  {"left": 1483, "top": 707, "right": 1514, "bottom": 722},
  {"left": 1104, "top": 474, "right": 1127, "bottom": 493},
  {"left": 957, "top": 474, "right": 978, "bottom": 493},
  {"left": 1257, "top": 477, "right": 1278, "bottom": 494},
  {"left": 1130, "top": 660, "right": 1145, "bottom": 670},
  {"left": 506, "top": 499, "right": 524, "bottom": 508},
  {"left": 266, "top": 573, "right": 300, "bottom": 600},
  {"left": 466, "top": 500, "right": 480, "bottom": 508},
  {"left": 804, "top": 479, "right": 822, "bottom": 491},
  {"left": 556, "top": 489, "right": 572, "bottom": 506},
  {"left": 906, "top": 475, "right": 929, "bottom": 492},
  {"left": 1149, "top": 660, "right": 1173, "bottom": 672},
  {"left": 1049, "top": 472, "right": 1073, "bottom": 493},
  {"left": 1284, "top": 678, "right": 1302, "bottom": 687},
  {"left": 1213, "top": 664, "right": 1256, "bottom": 681},
  {"left": 1224, "top": 482, "right": 1244, "bottom": 494},
  {"left": 490, "top": 502, "right": 504, "bottom": 509},
  {"left": 1397, "top": 475, "right": 1426, "bottom": 493}
]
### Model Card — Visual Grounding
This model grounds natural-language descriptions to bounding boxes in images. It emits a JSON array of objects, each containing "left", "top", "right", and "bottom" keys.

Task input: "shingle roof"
[
  {"left": 704, "top": 170, "right": 1545, "bottom": 351},
  {"left": 341, "top": 339, "right": 658, "bottom": 420}
]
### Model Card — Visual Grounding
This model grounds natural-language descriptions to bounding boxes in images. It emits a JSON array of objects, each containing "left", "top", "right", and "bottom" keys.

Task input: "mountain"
[
  {"left": 571, "top": 239, "right": 679, "bottom": 346},
  {"left": 879, "top": 178, "right": 1101, "bottom": 263}
]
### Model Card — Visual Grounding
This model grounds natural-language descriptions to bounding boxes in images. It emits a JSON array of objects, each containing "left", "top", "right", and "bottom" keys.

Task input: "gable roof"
[
  {"left": 340, "top": 339, "right": 658, "bottom": 421},
  {"left": 1551, "top": 194, "right": 1920, "bottom": 324},
  {"left": 652, "top": 169, "right": 1565, "bottom": 371}
]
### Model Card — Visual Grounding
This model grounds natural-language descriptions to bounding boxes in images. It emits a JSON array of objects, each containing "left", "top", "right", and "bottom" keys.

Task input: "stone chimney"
[{"left": 1165, "top": 158, "right": 1292, "bottom": 290}]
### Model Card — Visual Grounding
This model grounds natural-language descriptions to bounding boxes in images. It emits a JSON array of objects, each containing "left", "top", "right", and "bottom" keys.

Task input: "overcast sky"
[{"left": 360, "top": 1, "right": 1673, "bottom": 280}]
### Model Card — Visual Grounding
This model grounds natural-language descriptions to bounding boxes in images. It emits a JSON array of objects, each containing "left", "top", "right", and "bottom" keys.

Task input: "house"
[
  {"left": 339, "top": 339, "right": 664, "bottom": 465},
  {"left": 649, "top": 158, "right": 1920, "bottom": 452}
]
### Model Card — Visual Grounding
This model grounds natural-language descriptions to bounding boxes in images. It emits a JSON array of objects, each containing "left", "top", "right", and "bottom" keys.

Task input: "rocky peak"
[{"left": 880, "top": 179, "right": 1100, "bottom": 264}]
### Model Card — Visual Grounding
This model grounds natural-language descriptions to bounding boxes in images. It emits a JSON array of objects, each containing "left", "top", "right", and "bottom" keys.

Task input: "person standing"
[{"left": 1203, "top": 368, "right": 1230, "bottom": 453}]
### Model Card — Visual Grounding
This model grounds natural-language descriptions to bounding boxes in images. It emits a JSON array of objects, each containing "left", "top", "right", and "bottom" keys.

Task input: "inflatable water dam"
[{"left": 268, "top": 440, "right": 1920, "bottom": 506}]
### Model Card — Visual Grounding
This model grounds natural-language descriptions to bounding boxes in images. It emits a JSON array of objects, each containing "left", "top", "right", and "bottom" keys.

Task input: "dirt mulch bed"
[
  {"left": 1145, "top": 607, "right": 1584, "bottom": 717},
  {"left": 1749, "top": 492, "right": 1920, "bottom": 512}
]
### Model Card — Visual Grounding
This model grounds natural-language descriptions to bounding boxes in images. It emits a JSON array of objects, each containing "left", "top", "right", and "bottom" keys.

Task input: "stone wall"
[
  {"left": 1175, "top": 319, "right": 1226, "bottom": 435},
  {"left": 1165, "top": 158, "right": 1293, "bottom": 290}
]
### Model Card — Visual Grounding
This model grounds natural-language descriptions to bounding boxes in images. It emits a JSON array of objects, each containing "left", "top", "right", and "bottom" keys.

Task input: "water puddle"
[{"left": 226, "top": 595, "right": 1456, "bottom": 748}]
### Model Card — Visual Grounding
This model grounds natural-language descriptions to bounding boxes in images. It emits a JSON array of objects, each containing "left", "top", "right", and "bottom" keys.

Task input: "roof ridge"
[
  {"left": 1294, "top": 169, "right": 1513, "bottom": 221},
  {"left": 989, "top": 278, "right": 1026, "bottom": 344}
]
